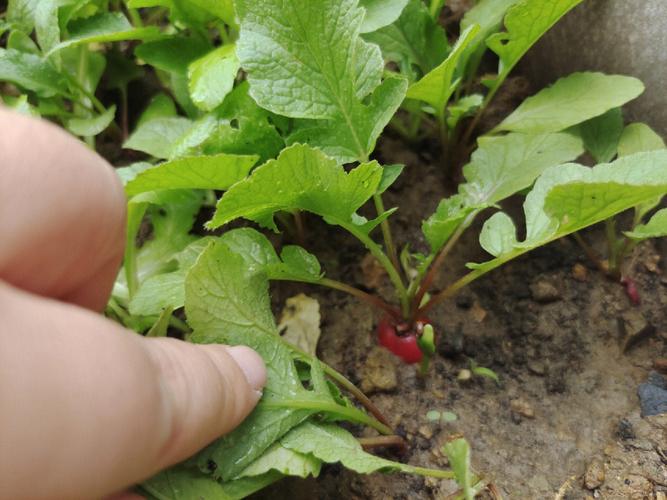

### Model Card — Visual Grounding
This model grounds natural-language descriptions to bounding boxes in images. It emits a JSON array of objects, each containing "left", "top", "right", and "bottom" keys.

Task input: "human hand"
[{"left": 0, "top": 108, "right": 267, "bottom": 499}]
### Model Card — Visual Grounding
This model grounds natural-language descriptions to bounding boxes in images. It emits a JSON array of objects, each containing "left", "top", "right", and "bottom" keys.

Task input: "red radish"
[
  {"left": 621, "top": 277, "right": 640, "bottom": 305},
  {"left": 376, "top": 316, "right": 431, "bottom": 364}
]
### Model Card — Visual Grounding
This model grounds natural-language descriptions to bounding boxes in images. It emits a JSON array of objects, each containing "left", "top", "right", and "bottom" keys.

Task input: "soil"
[{"left": 254, "top": 136, "right": 667, "bottom": 499}]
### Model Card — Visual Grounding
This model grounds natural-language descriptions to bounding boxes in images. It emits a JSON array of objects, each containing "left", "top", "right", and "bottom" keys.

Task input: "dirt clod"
[
  {"left": 530, "top": 279, "right": 562, "bottom": 303},
  {"left": 360, "top": 347, "right": 399, "bottom": 393},
  {"left": 583, "top": 458, "right": 605, "bottom": 490},
  {"left": 360, "top": 253, "right": 386, "bottom": 290}
]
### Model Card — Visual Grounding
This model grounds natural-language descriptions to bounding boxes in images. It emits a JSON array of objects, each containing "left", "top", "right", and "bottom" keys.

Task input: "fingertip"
[{"left": 223, "top": 345, "right": 267, "bottom": 392}]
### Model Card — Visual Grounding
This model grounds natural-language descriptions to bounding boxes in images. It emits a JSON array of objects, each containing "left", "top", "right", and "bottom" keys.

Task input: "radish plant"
[
  {"left": 575, "top": 111, "right": 667, "bottom": 304},
  {"left": 3, "top": 0, "right": 667, "bottom": 498}
]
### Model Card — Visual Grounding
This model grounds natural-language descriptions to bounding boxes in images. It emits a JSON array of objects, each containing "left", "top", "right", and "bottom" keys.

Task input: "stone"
[
  {"left": 360, "top": 347, "right": 398, "bottom": 393},
  {"left": 583, "top": 459, "right": 605, "bottom": 490},
  {"left": 527, "top": 360, "right": 546, "bottom": 376},
  {"left": 418, "top": 425, "right": 434, "bottom": 440},
  {"left": 572, "top": 263, "right": 588, "bottom": 282},
  {"left": 510, "top": 398, "right": 535, "bottom": 419},
  {"left": 638, "top": 371, "right": 667, "bottom": 417},
  {"left": 619, "top": 310, "right": 654, "bottom": 352},
  {"left": 523, "top": 0, "right": 667, "bottom": 137},
  {"left": 530, "top": 280, "right": 561, "bottom": 303}
]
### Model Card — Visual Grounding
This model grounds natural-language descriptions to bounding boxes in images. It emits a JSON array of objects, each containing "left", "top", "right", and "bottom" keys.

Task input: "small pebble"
[
  {"left": 530, "top": 279, "right": 561, "bottom": 303},
  {"left": 583, "top": 458, "right": 605, "bottom": 490},
  {"left": 418, "top": 425, "right": 434, "bottom": 439},
  {"left": 527, "top": 360, "right": 546, "bottom": 376},
  {"left": 572, "top": 263, "right": 589, "bottom": 282},
  {"left": 510, "top": 398, "right": 535, "bottom": 419},
  {"left": 654, "top": 358, "right": 667, "bottom": 374}
]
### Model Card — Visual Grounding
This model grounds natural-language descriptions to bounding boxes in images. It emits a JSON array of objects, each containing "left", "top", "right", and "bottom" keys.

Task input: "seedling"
[{"left": 574, "top": 111, "right": 667, "bottom": 304}]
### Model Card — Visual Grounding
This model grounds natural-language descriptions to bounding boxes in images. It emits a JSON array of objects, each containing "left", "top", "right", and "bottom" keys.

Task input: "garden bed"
[{"left": 260, "top": 137, "right": 667, "bottom": 499}]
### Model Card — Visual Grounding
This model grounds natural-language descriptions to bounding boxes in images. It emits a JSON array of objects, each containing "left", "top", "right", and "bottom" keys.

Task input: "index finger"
[{"left": 0, "top": 108, "right": 126, "bottom": 310}]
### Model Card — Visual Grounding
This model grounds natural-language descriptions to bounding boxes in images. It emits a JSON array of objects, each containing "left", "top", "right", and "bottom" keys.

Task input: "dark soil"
[{"left": 256, "top": 137, "right": 667, "bottom": 499}]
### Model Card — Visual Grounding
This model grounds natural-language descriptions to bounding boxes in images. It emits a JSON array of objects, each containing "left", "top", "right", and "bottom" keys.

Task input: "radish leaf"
[
  {"left": 236, "top": 0, "right": 407, "bottom": 162},
  {"left": 618, "top": 122, "right": 666, "bottom": 157},
  {"left": 578, "top": 108, "right": 624, "bottom": 163},
  {"left": 495, "top": 72, "right": 644, "bottom": 134},
  {"left": 208, "top": 144, "right": 383, "bottom": 232}
]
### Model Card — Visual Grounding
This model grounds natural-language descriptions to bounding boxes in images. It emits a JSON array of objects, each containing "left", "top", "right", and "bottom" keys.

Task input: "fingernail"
[{"left": 225, "top": 345, "right": 267, "bottom": 392}]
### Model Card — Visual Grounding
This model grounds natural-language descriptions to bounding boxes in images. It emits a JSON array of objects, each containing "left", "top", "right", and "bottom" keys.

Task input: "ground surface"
[{"left": 254, "top": 138, "right": 667, "bottom": 499}]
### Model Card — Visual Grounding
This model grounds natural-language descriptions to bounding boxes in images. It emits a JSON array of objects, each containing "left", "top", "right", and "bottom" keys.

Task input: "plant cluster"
[{"left": 2, "top": 0, "right": 667, "bottom": 498}]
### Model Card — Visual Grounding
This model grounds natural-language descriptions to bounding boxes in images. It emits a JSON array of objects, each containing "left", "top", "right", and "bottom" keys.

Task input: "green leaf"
[
  {"left": 578, "top": 107, "right": 624, "bottom": 163},
  {"left": 48, "top": 12, "right": 161, "bottom": 55},
  {"left": 281, "top": 422, "right": 451, "bottom": 478},
  {"left": 137, "top": 93, "right": 178, "bottom": 126},
  {"left": 187, "top": 0, "right": 236, "bottom": 25},
  {"left": 66, "top": 105, "right": 117, "bottom": 137},
  {"left": 146, "top": 306, "right": 174, "bottom": 337},
  {"left": 7, "top": 29, "right": 40, "bottom": 54},
  {"left": 359, "top": 0, "right": 409, "bottom": 33},
  {"left": 363, "top": 0, "right": 448, "bottom": 81},
  {"left": 406, "top": 23, "right": 480, "bottom": 112},
  {"left": 125, "top": 153, "right": 258, "bottom": 195},
  {"left": 188, "top": 44, "right": 240, "bottom": 112},
  {"left": 7, "top": 0, "right": 40, "bottom": 33},
  {"left": 142, "top": 468, "right": 235, "bottom": 500},
  {"left": 185, "top": 242, "right": 322, "bottom": 480},
  {"left": 461, "top": 132, "right": 584, "bottom": 206},
  {"left": 130, "top": 271, "right": 187, "bottom": 316},
  {"left": 236, "top": 0, "right": 407, "bottom": 162},
  {"left": 208, "top": 144, "right": 383, "bottom": 231},
  {"left": 495, "top": 72, "right": 644, "bottom": 134},
  {"left": 216, "top": 228, "right": 322, "bottom": 283},
  {"left": 238, "top": 442, "right": 321, "bottom": 479},
  {"left": 0, "top": 20, "right": 11, "bottom": 38},
  {"left": 124, "top": 117, "right": 193, "bottom": 159},
  {"left": 2, "top": 94, "right": 39, "bottom": 116},
  {"left": 442, "top": 438, "right": 473, "bottom": 500},
  {"left": 617, "top": 122, "right": 666, "bottom": 157},
  {"left": 423, "top": 132, "right": 583, "bottom": 253},
  {"left": 133, "top": 190, "right": 202, "bottom": 282},
  {"left": 135, "top": 36, "right": 211, "bottom": 74},
  {"left": 115, "top": 162, "right": 153, "bottom": 185},
  {"left": 129, "top": 238, "right": 213, "bottom": 316},
  {"left": 103, "top": 49, "right": 145, "bottom": 91},
  {"left": 447, "top": 94, "right": 483, "bottom": 129},
  {"left": 376, "top": 164, "right": 405, "bottom": 194},
  {"left": 287, "top": 76, "right": 407, "bottom": 163},
  {"left": 186, "top": 82, "right": 285, "bottom": 163},
  {"left": 625, "top": 208, "right": 667, "bottom": 240},
  {"left": 33, "top": 0, "right": 70, "bottom": 54},
  {"left": 0, "top": 48, "right": 70, "bottom": 97},
  {"left": 460, "top": 0, "right": 519, "bottom": 70},
  {"left": 478, "top": 212, "right": 516, "bottom": 257},
  {"left": 422, "top": 194, "right": 479, "bottom": 253},
  {"left": 486, "top": 0, "right": 583, "bottom": 94},
  {"left": 469, "top": 151, "right": 667, "bottom": 274},
  {"left": 469, "top": 359, "right": 500, "bottom": 385}
]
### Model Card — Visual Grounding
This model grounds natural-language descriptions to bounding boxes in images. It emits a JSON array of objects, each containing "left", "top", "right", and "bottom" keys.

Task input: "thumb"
[{"left": 0, "top": 281, "right": 266, "bottom": 500}]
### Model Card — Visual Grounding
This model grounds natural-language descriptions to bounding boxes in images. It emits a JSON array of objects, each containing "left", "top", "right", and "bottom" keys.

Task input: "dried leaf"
[{"left": 278, "top": 294, "right": 321, "bottom": 356}]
